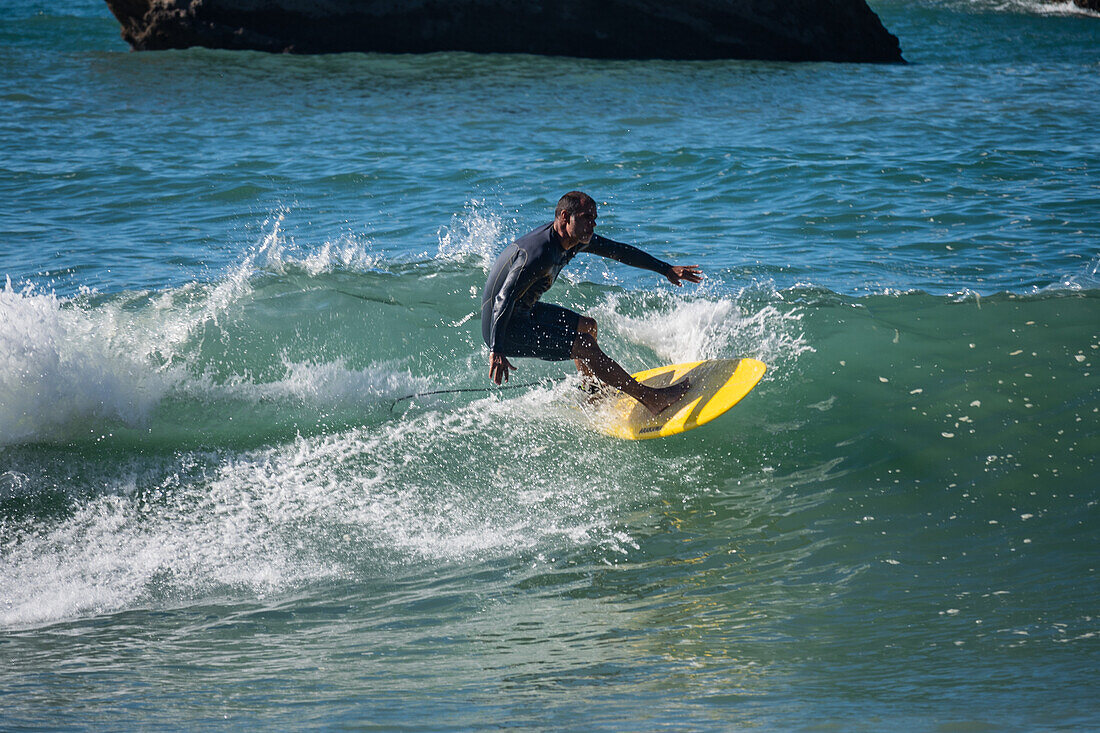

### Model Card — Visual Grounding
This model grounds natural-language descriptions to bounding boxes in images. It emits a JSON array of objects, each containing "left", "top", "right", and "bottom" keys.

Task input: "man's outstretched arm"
[{"left": 585, "top": 235, "right": 703, "bottom": 286}]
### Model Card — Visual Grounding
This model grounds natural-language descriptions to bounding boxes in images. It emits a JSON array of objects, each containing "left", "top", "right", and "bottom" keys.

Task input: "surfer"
[{"left": 481, "top": 191, "right": 703, "bottom": 415}]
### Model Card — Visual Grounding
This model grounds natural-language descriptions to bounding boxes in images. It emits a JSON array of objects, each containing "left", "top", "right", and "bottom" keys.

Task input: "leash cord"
[{"left": 389, "top": 376, "right": 569, "bottom": 412}]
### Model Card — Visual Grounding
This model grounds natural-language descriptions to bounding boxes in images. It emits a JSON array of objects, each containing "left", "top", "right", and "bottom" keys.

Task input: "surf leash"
[{"left": 389, "top": 376, "right": 569, "bottom": 412}]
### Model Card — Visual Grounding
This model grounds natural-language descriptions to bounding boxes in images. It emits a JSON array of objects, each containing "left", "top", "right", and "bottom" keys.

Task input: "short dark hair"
[{"left": 555, "top": 191, "right": 595, "bottom": 220}]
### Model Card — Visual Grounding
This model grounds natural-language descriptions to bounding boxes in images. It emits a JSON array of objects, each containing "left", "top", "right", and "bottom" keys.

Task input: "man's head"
[{"left": 554, "top": 191, "right": 597, "bottom": 247}]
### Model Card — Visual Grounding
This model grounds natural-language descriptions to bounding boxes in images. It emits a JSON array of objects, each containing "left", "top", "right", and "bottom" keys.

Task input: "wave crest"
[{"left": 0, "top": 280, "right": 168, "bottom": 445}]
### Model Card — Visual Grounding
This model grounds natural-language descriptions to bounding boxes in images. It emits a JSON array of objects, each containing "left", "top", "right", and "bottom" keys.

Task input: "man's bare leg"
[
  {"left": 571, "top": 334, "right": 689, "bottom": 415},
  {"left": 574, "top": 317, "right": 599, "bottom": 387}
]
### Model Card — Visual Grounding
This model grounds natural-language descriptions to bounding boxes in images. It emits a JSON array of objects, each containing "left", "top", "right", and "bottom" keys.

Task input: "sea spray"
[
  {"left": 0, "top": 280, "right": 167, "bottom": 444},
  {"left": 436, "top": 201, "right": 516, "bottom": 271},
  {"left": 591, "top": 286, "right": 812, "bottom": 371}
]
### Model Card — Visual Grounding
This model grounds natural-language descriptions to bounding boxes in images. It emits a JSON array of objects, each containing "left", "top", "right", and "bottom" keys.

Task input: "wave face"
[{"left": 1, "top": 0, "right": 1098, "bottom": 729}]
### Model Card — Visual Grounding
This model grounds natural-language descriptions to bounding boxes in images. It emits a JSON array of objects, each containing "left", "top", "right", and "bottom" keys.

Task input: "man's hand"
[
  {"left": 667, "top": 265, "right": 703, "bottom": 287},
  {"left": 489, "top": 352, "right": 517, "bottom": 384}
]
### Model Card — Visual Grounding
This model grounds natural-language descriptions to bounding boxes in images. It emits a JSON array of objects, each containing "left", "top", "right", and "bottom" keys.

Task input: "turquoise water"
[{"left": 2, "top": 0, "right": 1098, "bottom": 729}]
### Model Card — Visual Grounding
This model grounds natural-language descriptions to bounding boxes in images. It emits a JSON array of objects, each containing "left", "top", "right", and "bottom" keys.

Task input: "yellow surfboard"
[{"left": 594, "top": 358, "right": 766, "bottom": 440}]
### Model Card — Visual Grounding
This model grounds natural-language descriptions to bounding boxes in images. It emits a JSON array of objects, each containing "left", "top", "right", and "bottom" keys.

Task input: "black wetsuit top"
[{"left": 481, "top": 222, "right": 672, "bottom": 353}]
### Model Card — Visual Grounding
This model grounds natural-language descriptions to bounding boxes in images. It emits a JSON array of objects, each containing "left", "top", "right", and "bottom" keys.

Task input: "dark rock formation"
[{"left": 104, "top": 0, "right": 905, "bottom": 63}]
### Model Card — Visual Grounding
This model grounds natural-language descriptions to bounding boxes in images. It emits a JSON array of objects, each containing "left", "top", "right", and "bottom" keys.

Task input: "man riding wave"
[{"left": 481, "top": 191, "right": 702, "bottom": 414}]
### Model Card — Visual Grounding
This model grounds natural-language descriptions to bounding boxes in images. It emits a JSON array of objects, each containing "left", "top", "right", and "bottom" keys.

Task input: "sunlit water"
[{"left": 1, "top": 0, "right": 1098, "bottom": 729}]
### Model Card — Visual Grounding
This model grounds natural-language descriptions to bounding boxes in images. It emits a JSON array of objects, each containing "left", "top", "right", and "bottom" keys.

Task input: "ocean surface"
[{"left": 2, "top": 0, "right": 1098, "bottom": 729}]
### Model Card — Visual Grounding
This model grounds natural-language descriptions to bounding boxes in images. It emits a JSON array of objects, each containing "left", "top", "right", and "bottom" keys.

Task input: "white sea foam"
[
  {"left": 0, "top": 386, "right": 644, "bottom": 628},
  {"left": 0, "top": 280, "right": 169, "bottom": 444},
  {"left": 947, "top": 0, "right": 1099, "bottom": 15},
  {"left": 0, "top": 455, "right": 344, "bottom": 628},
  {"left": 1003, "top": 0, "right": 1100, "bottom": 16},
  {"left": 0, "top": 275, "right": 431, "bottom": 442}
]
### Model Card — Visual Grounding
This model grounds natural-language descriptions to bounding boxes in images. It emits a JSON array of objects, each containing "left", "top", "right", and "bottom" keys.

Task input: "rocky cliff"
[{"left": 104, "top": 0, "right": 905, "bottom": 63}]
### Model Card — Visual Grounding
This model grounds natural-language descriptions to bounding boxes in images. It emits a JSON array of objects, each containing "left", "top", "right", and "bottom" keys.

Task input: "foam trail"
[
  {"left": 193, "top": 358, "right": 434, "bottom": 407},
  {"left": 0, "top": 453, "right": 343, "bottom": 628},
  {"left": 0, "top": 387, "right": 643, "bottom": 628}
]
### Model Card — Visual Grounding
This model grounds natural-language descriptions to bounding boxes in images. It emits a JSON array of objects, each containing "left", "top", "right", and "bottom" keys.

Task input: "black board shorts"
[{"left": 495, "top": 302, "right": 581, "bottom": 362}]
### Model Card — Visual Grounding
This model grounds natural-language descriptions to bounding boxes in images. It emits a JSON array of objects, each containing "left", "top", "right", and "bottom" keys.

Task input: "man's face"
[{"left": 564, "top": 204, "right": 597, "bottom": 245}]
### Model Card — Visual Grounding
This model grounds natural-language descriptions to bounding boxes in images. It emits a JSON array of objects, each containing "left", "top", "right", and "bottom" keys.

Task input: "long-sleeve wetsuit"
[{"left": 481, "top": 222, "right": 672, "bottom": 354}]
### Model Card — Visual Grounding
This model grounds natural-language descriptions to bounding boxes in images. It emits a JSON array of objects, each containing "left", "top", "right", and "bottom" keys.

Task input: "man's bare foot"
[{"left": 642, "top": 379, "right": 691, "bottom": 415}]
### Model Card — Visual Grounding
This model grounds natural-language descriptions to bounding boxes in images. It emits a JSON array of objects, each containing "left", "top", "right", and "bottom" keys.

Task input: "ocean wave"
[
  {"left": 0, "top": 269, "right": 434, "bottom": 446},
  {"left": 5, "top": 213, "right": 1095, "bottom": 451},
  {"left": 2, "top": 267, "right": 1096, "bottom": 629}
]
